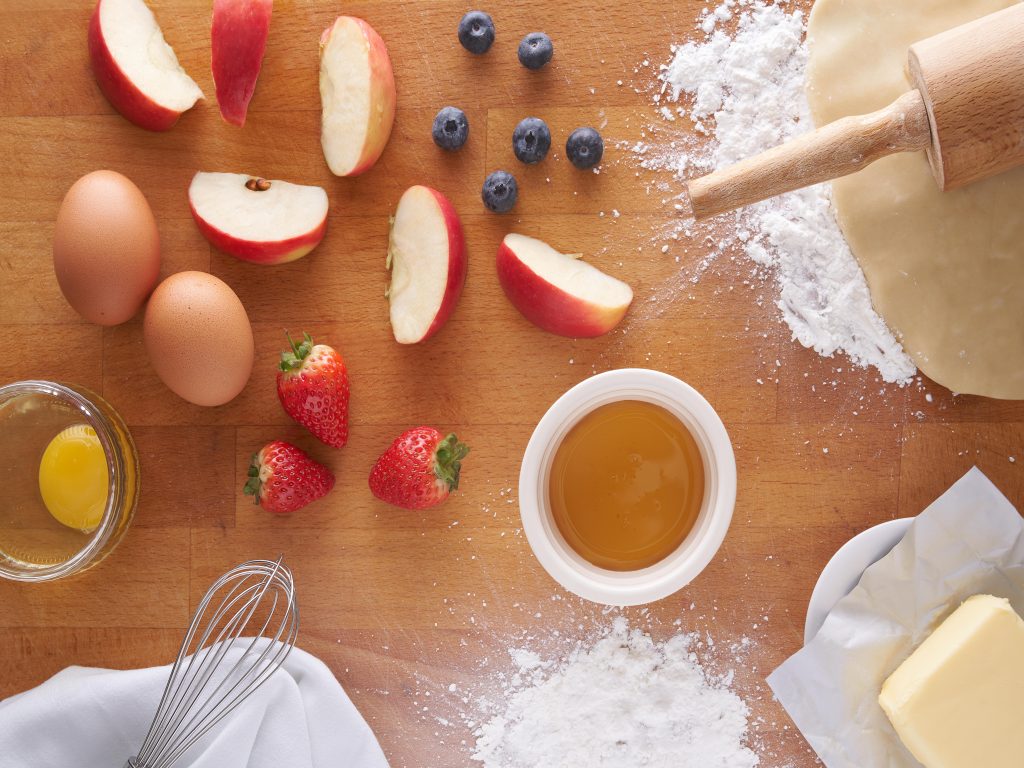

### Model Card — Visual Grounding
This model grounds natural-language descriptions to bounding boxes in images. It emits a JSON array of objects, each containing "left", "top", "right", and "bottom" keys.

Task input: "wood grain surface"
[{"left": 1, "top": 1, "right": 1022, "bottom": 766}]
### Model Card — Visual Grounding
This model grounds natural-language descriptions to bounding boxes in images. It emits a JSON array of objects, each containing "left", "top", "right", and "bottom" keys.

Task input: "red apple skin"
[
  {"left": 417, "top": 187, "right": 467, "bottom": 343},
  {"left": 212, "top": 0, "right": 273, "bottom": 127},
  {"left": 188, "top": 199, "right": 326, "bottom": 265},
  {"left": 319, "top": 17, "right": 397, "bottom": 177},
  {"left": 496, "top": 243, "right": 628, "bottom": 338},
  {"left": 88, "top": 1, "right": 185, "bottom": 132}
]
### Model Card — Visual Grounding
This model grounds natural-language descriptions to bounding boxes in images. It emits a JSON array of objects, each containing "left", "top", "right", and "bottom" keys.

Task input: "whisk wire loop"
[
  {"left": 128, "top": 558, "right": 299, "bottom": 768},
  {"left": 147, "top": 573, "right": 278, "bottom": 759},
  {"left": 139, "top": 569, "right": 268, "bottom": 761}
]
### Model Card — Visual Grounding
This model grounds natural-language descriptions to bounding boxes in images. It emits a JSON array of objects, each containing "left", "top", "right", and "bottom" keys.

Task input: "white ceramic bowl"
[
  {"left": 803, "top": 518, "right": 913, "bottom": 644},
  {"left": 518, "top": 369, "right": 736, "bottom": 606}
]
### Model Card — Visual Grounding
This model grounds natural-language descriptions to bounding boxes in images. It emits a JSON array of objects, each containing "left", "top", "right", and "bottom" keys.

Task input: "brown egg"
[
  {"left": 143, "top": 271, "right": 255, "bottom": 407},
  {"left": 53, "top": 170, "right": 160, "bottom": 325}
]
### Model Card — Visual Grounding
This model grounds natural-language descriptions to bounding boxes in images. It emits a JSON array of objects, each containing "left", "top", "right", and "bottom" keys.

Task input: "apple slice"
[
  {"left": 188, "top": 172, "right": 328, "bottom": 264},
  {"left": 211, "top": 0, "right": 273, "bottom": 126},
  {"left": 496, "top": 234, "right": 634, "bottom": 338},
  {"left": 387, "top": 186, "right": 467, "bottom": 344},
  {"left": 319, "top": 16, "right": 397, "bottom": 176},
  {"left": 88, "top": 0, "right": 204, "bottom": 132}
]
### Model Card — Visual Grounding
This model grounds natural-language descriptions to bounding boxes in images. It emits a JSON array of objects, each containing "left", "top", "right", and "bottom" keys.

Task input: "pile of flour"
[
  {"left": 636, "top": 0, "right": 916, "bottom": 385},
  {"left": 471, "top": 617, "right": 759, "bottom": 767}
]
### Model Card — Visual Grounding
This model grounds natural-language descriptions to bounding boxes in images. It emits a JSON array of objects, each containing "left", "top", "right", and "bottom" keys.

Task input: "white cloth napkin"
[{"left": 0, "top": 642, "right": 390, "bottom": 768}]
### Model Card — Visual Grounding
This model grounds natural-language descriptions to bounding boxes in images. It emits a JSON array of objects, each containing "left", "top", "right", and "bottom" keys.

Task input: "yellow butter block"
[{"left": 879, "top": 594, "right": 1024, "bottom": 768}]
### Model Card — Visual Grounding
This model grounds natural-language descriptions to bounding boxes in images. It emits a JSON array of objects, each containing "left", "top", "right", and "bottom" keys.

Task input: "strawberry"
[
  {"left": 277, "top": 332, "right": 350, "bottom": 448},
  {"left": 369, "top": 428, "right": 469, "bottom": 510},
  {"left": 244, "top": 440, "right": 335, "bottom": 513}
]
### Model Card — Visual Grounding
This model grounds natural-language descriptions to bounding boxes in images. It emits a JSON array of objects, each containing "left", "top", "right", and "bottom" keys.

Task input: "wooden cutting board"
[{"left": 1, "top": 1, "right": 1022, "bottom": 765}]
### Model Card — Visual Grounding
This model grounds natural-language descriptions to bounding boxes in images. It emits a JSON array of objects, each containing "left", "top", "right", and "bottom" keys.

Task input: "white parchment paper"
[{"left": 767, "top": 467, "right": 1024, "bottom": 768}]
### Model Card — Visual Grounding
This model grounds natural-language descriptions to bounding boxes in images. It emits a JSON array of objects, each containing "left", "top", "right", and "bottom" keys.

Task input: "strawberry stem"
[
  {"left": 279, "top": 331, "right": 314, "bottom": 372},
  {"left": 433, "top": 433, "right": 470, "bottom": 491},
  {"left": 243, "top": 452, "right": 263, "bottom": 505}
]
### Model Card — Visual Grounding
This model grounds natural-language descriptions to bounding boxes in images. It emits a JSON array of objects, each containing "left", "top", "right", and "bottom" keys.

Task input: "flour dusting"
[
  {"left": 471, "top": 617, "right": 759, "bottom": 768},
  {"left": 635, "top": 0, "right": 916, "bottom": 385}
]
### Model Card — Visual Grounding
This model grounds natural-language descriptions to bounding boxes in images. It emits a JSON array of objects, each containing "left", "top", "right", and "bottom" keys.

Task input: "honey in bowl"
[{"left": 549, "top": 400, "right": 705, "bottom": 571}]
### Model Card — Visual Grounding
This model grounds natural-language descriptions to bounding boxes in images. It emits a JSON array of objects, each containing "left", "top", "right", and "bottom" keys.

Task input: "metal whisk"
[{"left": 125, "top": 557, "right": 299, "bottom": 768}]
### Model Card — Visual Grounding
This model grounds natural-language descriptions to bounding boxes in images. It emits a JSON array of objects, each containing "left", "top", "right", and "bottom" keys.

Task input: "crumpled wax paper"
[{"left": 767, "top": 467, "right": 1024, "bottom": 768}]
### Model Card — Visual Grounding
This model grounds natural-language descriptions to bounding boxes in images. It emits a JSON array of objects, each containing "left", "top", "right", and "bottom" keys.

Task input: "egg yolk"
[{"left": 38, "top": 425, "right": 108, "bottom": 532}]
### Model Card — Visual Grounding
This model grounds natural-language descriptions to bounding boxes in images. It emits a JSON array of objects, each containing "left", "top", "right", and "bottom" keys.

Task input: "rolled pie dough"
[{"left": 806, "top": 0, "right": 1024, "bottom": 399}]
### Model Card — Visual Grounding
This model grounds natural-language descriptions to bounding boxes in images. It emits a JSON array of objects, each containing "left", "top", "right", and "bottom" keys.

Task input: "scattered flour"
[
  {"left": 635, "top": 0, "right": 916, "bottom": 385},
  {"left": 471, "top": 617, "right": 759, "bottom": 768}
]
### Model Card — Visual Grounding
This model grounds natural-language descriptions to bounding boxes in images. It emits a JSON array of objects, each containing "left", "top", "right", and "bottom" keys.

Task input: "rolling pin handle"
[{"left": 686, "top": 89, "right": 931, "bottom": 220}]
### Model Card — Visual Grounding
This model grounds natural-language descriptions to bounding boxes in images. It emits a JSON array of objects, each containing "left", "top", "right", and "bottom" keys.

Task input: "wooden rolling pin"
[{"left": 687, "top": 3, "right": 1024, "bottom": 219}]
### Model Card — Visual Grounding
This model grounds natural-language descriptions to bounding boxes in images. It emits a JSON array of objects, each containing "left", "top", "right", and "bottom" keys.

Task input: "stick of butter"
[{"left": 879, "top": 594, "right": 1024, "bottom": 768}]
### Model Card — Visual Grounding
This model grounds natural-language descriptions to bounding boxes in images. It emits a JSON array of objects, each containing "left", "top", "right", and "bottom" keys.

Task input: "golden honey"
[{"left": 549, "top": 400, "right": 705, "bottom": 571}]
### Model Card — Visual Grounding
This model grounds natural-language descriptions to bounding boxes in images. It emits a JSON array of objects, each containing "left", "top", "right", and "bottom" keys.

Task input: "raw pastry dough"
[{"left": 806, "top": 0, "right": 1024, "bottom": 399}]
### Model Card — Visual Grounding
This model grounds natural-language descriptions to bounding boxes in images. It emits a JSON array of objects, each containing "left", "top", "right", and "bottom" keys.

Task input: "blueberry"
[
  {"left": 565, "top": 127, "right": 604, "bottom": 169},
  {"left": 518, "top": 32, "right": 553, "bottom": 70},
  {"left": 432, "top": 106, "right": 469, "bottom": 151},
  {"left": 482, "top": 170, "right": 518, "bottom": 213},
  {"left": 512, "top": 117, "right": 551, "bottom": 164},
  {"left": 458, "top": 11, "right": 495, "bottom": 55}
]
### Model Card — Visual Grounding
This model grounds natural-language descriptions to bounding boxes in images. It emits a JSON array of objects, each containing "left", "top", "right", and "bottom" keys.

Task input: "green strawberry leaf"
[
  {"left": 279, "top": 331, "right": 314, "bottom": 372},
  {"left": 243, "top": 453, "right": 263, "bottom": 504},
  {"left": 433, "top": 433, "right": 470, "bottom": 491}
]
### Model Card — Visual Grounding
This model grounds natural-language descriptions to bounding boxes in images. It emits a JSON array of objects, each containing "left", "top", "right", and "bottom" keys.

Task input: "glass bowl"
[{"left": 0, "top": 380, "right": 139, "bottom": 582}]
